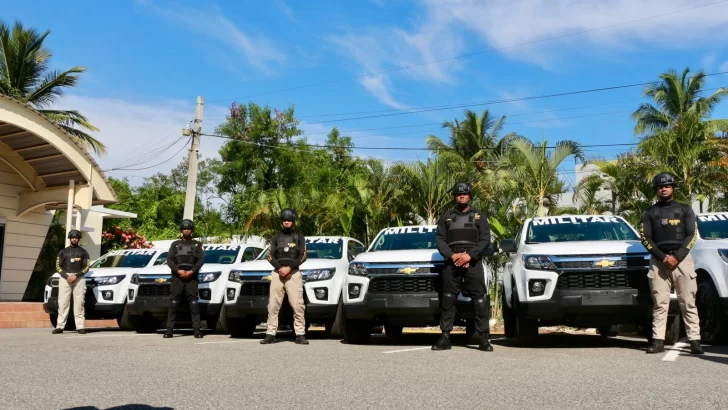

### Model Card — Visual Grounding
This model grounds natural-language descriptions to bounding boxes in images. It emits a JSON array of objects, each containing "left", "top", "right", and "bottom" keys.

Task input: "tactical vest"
[
  {"left": 175, "top": 240, "right": 199, "bottom": 270},
  {"left": 647, "top": 203, "right": 686, "bottom": 252},
  {"left": 274, "top": 233, "right": 301, "bottom": 266},
  {"left": 446, "top": 212, "right": 479, "bottom": 250},
  {"left": 61, "top": 247, "right": 86, "bottom": 274}
]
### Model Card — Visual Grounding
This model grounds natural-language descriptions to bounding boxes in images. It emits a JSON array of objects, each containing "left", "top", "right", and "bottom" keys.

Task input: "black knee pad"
[
  {"left": 441, "top": 293, "right": 457, "bottom": 310},
  {"left": 473, "top": 297, "right": 488, "bottom": 316}
]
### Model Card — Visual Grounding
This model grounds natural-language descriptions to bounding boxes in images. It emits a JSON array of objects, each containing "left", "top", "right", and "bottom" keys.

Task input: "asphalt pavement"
[{"left": 1, "top": 327, "right": 727, "bottom": 410}]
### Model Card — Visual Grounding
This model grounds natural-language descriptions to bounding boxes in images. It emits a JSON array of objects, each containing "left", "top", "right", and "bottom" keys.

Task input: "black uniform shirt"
[
  {"left": 435, "top": 207, "right": 491, "bottom": 261},
  {"left": 640, "top": 200, "right": 697, "bottom": 262},
  {"left": 166, "top": 238, "right": 205, "bottom": 276},
  {"left": 267, "top": 231, "right": 307, "bottom": 271},
  {"left": 56, "top": 245, "right": 90, "bottom": 279}
]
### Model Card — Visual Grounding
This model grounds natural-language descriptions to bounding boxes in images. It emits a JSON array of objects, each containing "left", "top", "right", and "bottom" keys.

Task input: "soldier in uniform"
[
  {"left": 261, "top": 208, "right": 309, "bottom": 345},
  {"left": 164, "top": 219, "right": 205, "bottom": 339},
  {"left": 53, "top": 230, "right": 91, "bottom": 334},
  {"left": 640, "top": 172, "right": 703, "bottom": 354},
  {"left": 432, "top": 182, "right": 494, "bottom": 352}
]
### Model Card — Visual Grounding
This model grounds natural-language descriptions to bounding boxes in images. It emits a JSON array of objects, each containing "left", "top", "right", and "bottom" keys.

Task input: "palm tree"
[
  {"left": 632, "top": 67, "right": 727, "bottom": 134},
  {"left": 0, "top": 20, "right": 105, "bottom": 154},
  {"left": 504, "top": 137, "right": 585, "bottom": 217},
  {"left": 572, "top": 174, "right": 610, "bottom": 215},
  {"left": 391, "top": 158, "right": 454, "bottom": 225},
  {"left": 351, "top": 159, "right": 403, "bottom": 242}
]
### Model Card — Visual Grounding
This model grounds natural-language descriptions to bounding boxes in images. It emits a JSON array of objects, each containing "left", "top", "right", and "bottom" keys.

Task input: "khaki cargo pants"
[
  {"left": 649, "top": 254, "right": 700, "bottom": 341},
  {"left": 57, "top": 277, "right": 86, "bottom": 330},
  {"left": 265, "top": 270, "right": 306, "bottom": 336}
]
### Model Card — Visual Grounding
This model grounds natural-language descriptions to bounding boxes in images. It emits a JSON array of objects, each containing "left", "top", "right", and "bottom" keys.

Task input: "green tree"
[{"left": 0, "top": 20, "right": 104, "bottom": 153}]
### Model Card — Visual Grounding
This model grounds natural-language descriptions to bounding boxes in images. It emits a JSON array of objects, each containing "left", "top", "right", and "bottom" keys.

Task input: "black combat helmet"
[
  {"left": 179, "top": 219, "right": 194, "bottom": 230},
  {"left": 451, "top": 182, "right": 472, "bottom": 196},
  {"left": 280, "top": 208, "right": 297, "bottom": 222},
  {"left": 652, "top": 172, "right": 677, "bottom": 190},
  {"left": 68, "top": 229, "right": 82, "bottom": 239}
]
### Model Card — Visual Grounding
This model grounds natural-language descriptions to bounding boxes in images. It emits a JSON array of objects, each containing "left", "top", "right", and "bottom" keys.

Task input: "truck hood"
[
  {"left": 231, "top": 258, "right": 341, "bottom": 272},
  {"left": 521, "top": 240, "right": 647, "bottom": 256},
  {"left": 353, "top": 249, "right": 444, "bottom": 264}
]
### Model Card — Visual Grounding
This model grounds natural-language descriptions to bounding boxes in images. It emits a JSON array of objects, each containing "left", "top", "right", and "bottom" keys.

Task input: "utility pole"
[{"left": 183, "top": 96, "right": 204, "bottom": 221}]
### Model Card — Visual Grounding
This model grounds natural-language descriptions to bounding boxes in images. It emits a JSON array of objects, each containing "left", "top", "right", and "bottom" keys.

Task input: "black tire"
[
  {"left": 697, "top": 280, "right": 728, "bottom": 344},
  {"left": 597, "top": 325, "right": 619, "bottom": 338},
  {"left": 228, "top": 317, "right": 257, "bottom": 338},
  {"left": 50, "top": 314, "right": 76, "bottom": 330},
  {"left": 384, "top": 325, "right": 403, "bottom": 338},
  {"left": 116, "top": 304, "right": 133, "bottom": 331},
  {"left": 371, "top": 325, "right": 384, "bottom": 334},
  {"left": 325, "top": 300, "right": 345, "bottom": 339},
  {"left": 207, "top": 305, "right": 228, "bottom": 334},
  {"left": 129, "top": 315, "right": 159, "bottom": 334},
  {"left": 513, "top": 291, "right": 538, "bottom": 347},
  {"left": 664, "top": 314, "right": 681, "bottom": 346},
  {"left": 502, "top": 290, "right": 516, "bottom": 338},
  {"left": 343, "top": 318, "right": 372, "bottom": 344}
]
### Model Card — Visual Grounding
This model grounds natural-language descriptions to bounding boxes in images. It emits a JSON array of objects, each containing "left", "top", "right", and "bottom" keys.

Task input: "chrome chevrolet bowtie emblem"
[
  {"left": 594, "top": 259, "right": 615, "bottom": 268},
  {"left": 398, "top": 267, "right": 417, "bottom": 275},
  {"left": 262, "top": 275, "right": 272, "bottom": 281},
  {"left": 155, "top": 278, "right": 167, "bottom": 283}
]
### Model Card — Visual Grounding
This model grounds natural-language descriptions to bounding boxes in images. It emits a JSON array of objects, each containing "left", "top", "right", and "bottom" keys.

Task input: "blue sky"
[{"left": 5, "top": 0, "right": 728, "bottom": 190}]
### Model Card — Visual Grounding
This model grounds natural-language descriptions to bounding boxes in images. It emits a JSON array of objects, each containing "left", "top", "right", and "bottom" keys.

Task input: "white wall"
[{"left": 0, "top": 162, "right": 53, "bottom": 301}]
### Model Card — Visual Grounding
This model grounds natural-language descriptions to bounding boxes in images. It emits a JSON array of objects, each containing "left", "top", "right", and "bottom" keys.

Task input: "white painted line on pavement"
[
  {"left": 662, "top": 339, "right": 689, "bottom": 362},
  {"left": 382, "top": 347, "right": 431, "bottom": 354},
  {"left": 195, "top": 340, "right": 259, "bottom": 345},
  {"left": 65, "top": 334, "right": 158, "bottom": 339}
]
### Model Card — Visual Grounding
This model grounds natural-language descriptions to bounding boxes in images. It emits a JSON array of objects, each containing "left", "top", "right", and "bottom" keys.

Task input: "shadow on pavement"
[
  {"left": 490, "top": 332, "right": 648, "bottom": 351},
  {"left": 696, "top": 345, "right": 728, "bottom": 365},
  {"left": 63, "top": 405, "right": 173, "bottom": 410}
]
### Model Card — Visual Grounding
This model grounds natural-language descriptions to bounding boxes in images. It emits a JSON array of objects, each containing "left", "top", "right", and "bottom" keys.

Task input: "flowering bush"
[{"left": 101, "top": 227, "right": 154, "bottom": 252}]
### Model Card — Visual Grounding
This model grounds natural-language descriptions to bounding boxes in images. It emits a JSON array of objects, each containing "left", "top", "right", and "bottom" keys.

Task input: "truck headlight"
[
  {"left": 47, "top": 277, "right": 59, "bottom": 287},
  {"left": 523, "top": 255, "right": 556, "bottom": 270},
  {"left": 199, "top": 272, "right": 222, "bottom": 283},
  {"left": 348, "top": 263, "right": 367, "bottom": 277},
  {"left": 718, "top": 249, "right": 728, "bottom": 264},
  {"left": 305, "top": 268, "right": 335, "bottom": 281},
  {"left": 228, "top": 270, "right": 243, "bottom": 283},
  {"left": 95, "top": 275, "right": 126, "bottom": 286}
]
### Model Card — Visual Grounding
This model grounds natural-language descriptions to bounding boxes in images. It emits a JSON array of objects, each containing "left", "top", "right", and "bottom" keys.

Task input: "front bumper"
[
  {"left": 225, "top": 296, "right": 339, "bottom": 323},
  {"left": 127, "top": 297, "right": 221, "bottom": 321},
  {"left": 519, "top": 289, "right": 680, "bottom": 327},
  {"left": 345, "top": 293, "right": 476, "bottom": 327},
  {"left": 43, "top": 296, "right": 124, "bottom": 319}
]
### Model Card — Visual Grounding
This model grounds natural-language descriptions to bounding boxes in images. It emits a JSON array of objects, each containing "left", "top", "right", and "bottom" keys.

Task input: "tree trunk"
[{"left": 538, "top": 195, "right": 545, "bottom": 217}]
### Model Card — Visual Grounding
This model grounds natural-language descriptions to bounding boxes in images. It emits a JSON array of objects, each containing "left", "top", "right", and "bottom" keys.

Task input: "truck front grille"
[
  {"left": 368, "top": 277, "right": 438, "bottom": 293},
  {"left": 138, "top": 284, "right": 172, "bottom": 297},
  {"left": 556, "top": 270, "right": 649, "bottom": 291},
  {"left": 240, "top": 283, "right": 270, "bottom": 296},
  {"left": 554, "top": 259, "right": 648, "bottom": 269}
]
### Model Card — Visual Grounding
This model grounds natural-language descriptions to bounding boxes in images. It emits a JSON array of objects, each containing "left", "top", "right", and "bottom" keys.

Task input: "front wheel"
[
  {"left": 597, "top": 325, "right": 619, "bottom": 338},
  {"left": 664, "top": 315, "right": 681, "bottom": 346},
  {"left": 325, "top": 300, "right": 345, "bottom": 339},
  {"left": 207, "top": 305, "right": 228, "bottom": 334},
  {"left": 697, "top": 280, "right": 728, "bottom": 344},
  {"left": 502, "top": 290, "right": 516, "bottom": 338},
  {"left": 513, "top": 292, "right": 538, "bottom": 347},
  {"left": 116, "top": 304, "right": 133, "bottom": 331}
]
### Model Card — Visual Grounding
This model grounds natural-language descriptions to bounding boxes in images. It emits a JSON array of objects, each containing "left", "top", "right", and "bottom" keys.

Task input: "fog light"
[
  {"left": 529, "top": 280, "right": 546, "bottom": 296},
  {"left": 348, "top": 284, "right": 361, "bottom": 298},
  {"left": 128, "top": 289, "right": 135, "bottom": 301},
  {"left": 315, "top": 288, "right": 328, "bottom": 301},
  {"left": 227, "top": 288, "right": 236, "bottom": 301},
  {"left": 102, "top": 290, "right": 113, "bottom": 300},
  {"left": 199, "top": 289, "right": 211, "bottom": 300}
]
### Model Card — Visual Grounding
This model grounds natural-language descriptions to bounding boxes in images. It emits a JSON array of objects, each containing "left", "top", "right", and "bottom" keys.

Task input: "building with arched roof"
[{"left": 0, "top": 94, "right": 134, "bottom": 301}]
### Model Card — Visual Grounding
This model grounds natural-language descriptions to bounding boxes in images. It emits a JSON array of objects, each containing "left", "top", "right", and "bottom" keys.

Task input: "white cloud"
[
  {"left": 721, "top": 60, "right": 728, "bottom": 73},
  {"left": 275, "top": 0, "right": 301, "bottom": 25},
  {"left": 136, "top": 0, "right": 286, "bottom": 74},
  {"left": 55, "top": 94, "right": 229, "bottom": 182}
]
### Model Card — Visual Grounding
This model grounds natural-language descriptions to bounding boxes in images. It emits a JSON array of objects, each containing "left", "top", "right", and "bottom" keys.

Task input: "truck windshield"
[
  {"left": 696, "top": 215, "right": 728, "bottom": 239},
  {"left": 91, "top": 250, "right": 157, "bottom": 268},
  {"left": 526, "top": 216, "right": 638, "bottom": 243},
  {"left": 370, "top": 227, "right": 438, "bottom": 251},
  {"left": 258, "top": 239, "right": 343, "bottom": 260},
  {"left": 203, "top": 245, "right": 241, "bottom": 264}
]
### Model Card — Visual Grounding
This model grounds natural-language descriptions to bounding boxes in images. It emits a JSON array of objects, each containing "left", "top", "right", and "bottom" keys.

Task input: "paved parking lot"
[{"left": 1, "top": 327, "right": 727, "bottom": 410}]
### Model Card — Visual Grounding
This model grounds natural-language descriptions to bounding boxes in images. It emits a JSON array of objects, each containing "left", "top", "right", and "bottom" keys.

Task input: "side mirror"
[
  {"left": 350, "top": 246, "right": 365, "bottom": 261},
  {"left": 500, "top": 239, "right": 517, "bottom": 253}
]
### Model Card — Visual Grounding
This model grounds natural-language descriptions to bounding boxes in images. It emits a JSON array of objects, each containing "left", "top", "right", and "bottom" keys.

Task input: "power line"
[
  {"left": 105, "top": 136, "right": 192, "bottom": 172},
  {"left": 111, "top": 135, "right": 189, "bottom": 170},
  {"left": 208, "top": 0, "right": 727, "bottom": 102}
]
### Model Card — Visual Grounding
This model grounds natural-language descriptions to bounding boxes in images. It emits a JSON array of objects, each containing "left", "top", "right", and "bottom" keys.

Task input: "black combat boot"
[
  {"left": 194, "top": 329, "right": 203, "bottom": 339},
  {"left": 52, "top": 328, "right": 63, "bottom": 334},
  {"left": 260, "top": 334, "right": 276, "bottom": 344},
  {"left": 163, "top": 329, "right": 174, "bottom": 338},
  {"left": 646, "top": 339, "right": 665, "bottom": 354},
  {"left": 295, "top": 335, "right": 309, "bottom": 345},
  {"left": 689, "top": 340, "right": 704, "bottom": 355},
  {"left": 431, "top": 332, "right": 452, "bottom": 351},
  {"left": 478, "top": 332, "right": 493, "bottom": 352}
]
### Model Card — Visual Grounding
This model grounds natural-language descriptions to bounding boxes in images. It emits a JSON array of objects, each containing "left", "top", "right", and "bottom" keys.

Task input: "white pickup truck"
[
  {"left": 692, "top": 213, "right": 728, "bottom": 344},
  {"left": 43, "top": 248, "right": 168, "bottom": 330},
  {"left": 500, "top": 215, "right": 681, "bottom": 347}
]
